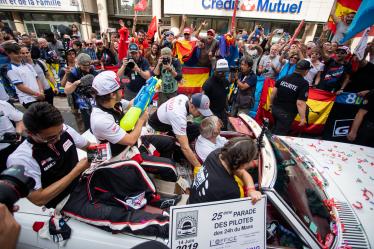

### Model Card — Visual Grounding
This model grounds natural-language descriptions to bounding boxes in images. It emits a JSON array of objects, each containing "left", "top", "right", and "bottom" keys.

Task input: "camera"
[
  {"left": 230, "top": 58, "right": 240, "bottom": 73},
  {"left": 127, "top": 56, "right": 135, "bottom": 70},
  {"left": 75, "top": 74, "right": 95, "bottom": 98},
  {"left": 0, "top": 165, "right": 35, "bottom": 210},
  {"left": 162, "top": 57, "right": 170, "bottom": 65},
  {"left": 0, "top": 132, "right": 20, "bottom": 144}
]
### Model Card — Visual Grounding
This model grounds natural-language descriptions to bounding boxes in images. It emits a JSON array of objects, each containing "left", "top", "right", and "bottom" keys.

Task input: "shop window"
[
  {"left": 25, "top": 23, "right": 35, "bottom": 35},
  {"left": 237, "top": 19, "right": 255, "bottom": 33},
  {"left": 213, "top": 18, "right": 229, "bottom": 35},
  {"left": 34, "top": 24, "right": 53, "bottom": 37},
  {"left": 114, "top": 0, "right": 153, "bottom": 16},
  {"left": 31, "top": 13, "right": 49, "bottom": 21}
]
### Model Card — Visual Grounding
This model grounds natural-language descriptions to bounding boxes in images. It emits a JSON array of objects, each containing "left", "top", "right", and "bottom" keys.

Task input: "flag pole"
[{"left": 231, "top": 0, "right": 239, "bottom": 34}]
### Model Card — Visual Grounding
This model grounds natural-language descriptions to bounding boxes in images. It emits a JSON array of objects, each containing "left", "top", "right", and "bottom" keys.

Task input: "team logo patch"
[{"left": 63, "top": 139, "right": 73, "bottom": 152}]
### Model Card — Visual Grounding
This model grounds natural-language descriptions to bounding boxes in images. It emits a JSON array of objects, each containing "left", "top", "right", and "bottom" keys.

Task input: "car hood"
[{"left": 280, "top": 136, "right": 374, "bottom": 248}]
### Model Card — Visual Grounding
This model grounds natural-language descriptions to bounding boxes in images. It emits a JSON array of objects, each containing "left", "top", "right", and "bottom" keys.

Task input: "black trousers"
[
  {"left": 140, "top": 134, "right": 178, "bottom": 182},
  {"left": 213, "top": 109, "right": 228, "bottom": 131},
  {"left": 0, "top": 144, "right": 18, "bottom": 173},
  {"left": 23, "top": 101, "right": 38, "bottom": 109},
  {"left": 62, "top": 182, "right": 169, "bottom": 238},
  {"left": 148, "top": 111, "right": 200, "bottom": 142},
  {"left": 271, "top": 105, "right": 296, "bottom": 136},
  {"left": 356, "top": 120, "right": 374, "bottom": 147},
  {"left": 44, "top": 88, "right": 54, "bottom": 105}
]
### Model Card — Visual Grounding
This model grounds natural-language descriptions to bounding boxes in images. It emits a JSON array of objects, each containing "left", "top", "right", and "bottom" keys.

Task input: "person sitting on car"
[
  {"left": 195, "top": 116, "right": 227, "bottom": 162},
  {"left": 90, "top": 71, "right": 178, "bottom": 182},
  {"left": 7, "top": 102, "right": 170, "bottom": 238},
  {"left": 189, "top": 137, "right": 262, "bottom": 204},
  {"left": 148, "top": 93, "right": 213, "bottom": 174}
]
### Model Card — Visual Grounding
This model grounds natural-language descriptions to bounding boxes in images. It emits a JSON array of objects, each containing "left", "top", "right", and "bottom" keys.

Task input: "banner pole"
[{"left": 231, "top": 0, "right": 240, "bottom": 34}]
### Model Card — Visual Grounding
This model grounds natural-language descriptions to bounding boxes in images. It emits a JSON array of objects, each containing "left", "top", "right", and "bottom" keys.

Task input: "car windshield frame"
[{"left": 266, "top": 133, "right": 337, "bottom": 248}]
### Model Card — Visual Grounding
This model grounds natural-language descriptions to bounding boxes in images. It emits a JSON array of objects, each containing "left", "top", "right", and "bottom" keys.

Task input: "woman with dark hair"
[
  {"left": 70, "top": 24, "right": 81, "bottom": 39},
  {"left": 189, "top": 137, "right": 262, "bottom": 204},
  {"left": 145, "top": 43, "right": 160, "bottom": 71}
]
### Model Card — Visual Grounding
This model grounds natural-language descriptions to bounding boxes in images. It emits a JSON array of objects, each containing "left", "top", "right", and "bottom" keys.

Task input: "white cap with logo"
[
  {"left": 215, "top": 59, "right": 229, "bottom": 72},
  {"left": 92, "top": 71, "right": 123, "bottom": 96}
]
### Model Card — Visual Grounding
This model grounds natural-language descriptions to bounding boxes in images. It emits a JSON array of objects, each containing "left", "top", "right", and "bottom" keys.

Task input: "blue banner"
[
  {"left": 249, "top": 76, "right": 265, "bottom": 117},
  {"left": 335, "top": 92, "right": 364, "bottom": 105}
]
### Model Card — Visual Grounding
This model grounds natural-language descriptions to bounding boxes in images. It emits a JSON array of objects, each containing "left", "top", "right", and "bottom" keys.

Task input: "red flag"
[
  {"left": 147, "top": 16, "right": 157, "bottom": 39},
  {"left": 134, "top": 0, "right": 148, "bottom": 12},
  {"left": 230, "top": 0, "right": 239, "bottom": 33}
]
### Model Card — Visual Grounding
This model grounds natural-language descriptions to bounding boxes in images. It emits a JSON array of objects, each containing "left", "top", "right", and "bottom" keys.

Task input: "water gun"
[{"left": 120, "top": 77, "right": 161, "bottom": 131}]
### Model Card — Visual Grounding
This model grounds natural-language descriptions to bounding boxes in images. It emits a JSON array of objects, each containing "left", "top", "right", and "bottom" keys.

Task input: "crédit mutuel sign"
[{"left": 202, "top": 0, "right": 303, "bottom": 14}]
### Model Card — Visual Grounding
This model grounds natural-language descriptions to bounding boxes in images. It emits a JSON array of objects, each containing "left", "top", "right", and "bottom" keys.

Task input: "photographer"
[
  {"left": 64, "top": 53, "right": 99, "bottom": 132},
  {"left": 0, "top": 100, "right": 24, "bottom": 172},
  {"left": 153, "top": 47, "right": 182, "bottom": 106},
  {"left": 117, "top": 43, "right": 151, "bottom": 101},
  {"left": 229, "top": 56, "right": 257, "bottom": 116}
]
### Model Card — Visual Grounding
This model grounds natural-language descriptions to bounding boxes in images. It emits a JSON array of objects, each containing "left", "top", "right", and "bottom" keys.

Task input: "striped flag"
[
  {"left": 327, "top": 0, "right": 361, "bottom": 33},
  {"left": 340, "top": 0, "right": 374, "bottom": 44},
  {"left": 255, "top": 78, "right": 336, "bottom": 135},
  {"left": 177, "top": 67, "right": 210, "bottom": 94},
  {"left": 174, "top": 40, "right": 197, "bottom": 64}
]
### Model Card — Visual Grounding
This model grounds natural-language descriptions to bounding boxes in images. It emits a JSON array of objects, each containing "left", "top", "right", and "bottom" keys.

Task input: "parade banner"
[
  {"left": 169, "top": 197, "right": 266, "bottom": 249},
  {"left": 255, "top": 78, "right": 336, "bottom": 135},
  {"left": 322, "top": 92, "right": 364, "bottom": 142},
  {"left": 178, "top": 67, "right": 210, "bottom": 94}
]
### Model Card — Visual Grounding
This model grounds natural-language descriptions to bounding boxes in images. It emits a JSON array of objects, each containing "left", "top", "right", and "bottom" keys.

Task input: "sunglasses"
[
  {"left": 336, "top": 51, "right": 347, "bottom": 54},
  {"left": 87, "top": 43, "right": 93, "bottom": 45},
  {"left": 307, "top": 47, "right": 313, "bottom": 50},
  {"left": 290, "top": 56, "right": 299, "bottom": 60}
]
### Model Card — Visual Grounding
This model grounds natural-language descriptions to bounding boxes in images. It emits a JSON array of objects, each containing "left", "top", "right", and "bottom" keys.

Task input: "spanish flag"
[
  {"left": 177, "top": 67, "right": 210, "bottom": 94},
  {"left": 174, "top": 40, "right": 197, "bottom": 64},
  {"left": 328, "top": 0, "right": 361, "bottom": 33},
  {"left": 255, "top": 78, "right": 336, "bottom": 135}
]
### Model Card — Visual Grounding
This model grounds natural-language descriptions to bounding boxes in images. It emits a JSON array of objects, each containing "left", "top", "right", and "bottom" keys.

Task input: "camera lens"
[{"left": 0, "top": 166, "right": 35, "bottom": 210}]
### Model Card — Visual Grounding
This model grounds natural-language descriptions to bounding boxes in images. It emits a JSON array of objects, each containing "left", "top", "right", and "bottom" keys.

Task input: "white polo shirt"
[
  {"left": 195, "top": 135, "right": 228, "bottom": 162},
  {"left": 90, "top": 100, "right": 130, "bottom": 144},
  {"left": 0, "top": 78, "right": 9, "bottom": 101},
  {"left": 7, "top": 63, "right": 39, "bottom": 104},
  {"left": 157, "top": 94, "right": 189, "bottom": 136},
  {"left": 0, "top": 100, "right": 23, "bottom": 150},
  {"left": 6, "top": 124, "right": 88, "bottom": 190}
]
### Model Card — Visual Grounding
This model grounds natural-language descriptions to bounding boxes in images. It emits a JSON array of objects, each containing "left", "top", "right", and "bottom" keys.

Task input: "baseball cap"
[
  {"left": 164, "top": 30, "right": 174, "bottom": 36},
  {"left": 92, "top": 71, "right": 123, "bottom": 96},
  {"left": 207, "top": 29, "right": 215, "bottom": 36},
  {"left": 296, "top": 59, "right": 313, "bottom": 70},
  {"left": 215, "top": 59, "right": 229, "bottom": 72},
  {"left": 191, "top": 93, "right": 213, "bottom": 117},
  {"left": 128, "top": 43, "right": 139, "bottom": 52},
  {"left": 336, "top": 45, "right": 350, "bottom": 54},
  {"left": 183, "top": 28, "right": 191, "bottom": 35}
]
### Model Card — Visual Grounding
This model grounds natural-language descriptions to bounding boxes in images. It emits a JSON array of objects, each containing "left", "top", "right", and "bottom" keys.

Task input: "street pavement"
[{"left": 15, "top": 96, "right": 79, "bottom": 132}]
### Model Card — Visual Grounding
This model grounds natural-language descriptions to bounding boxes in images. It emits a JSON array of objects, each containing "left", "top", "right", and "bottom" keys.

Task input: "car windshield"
[{"left": 268, "top": 134, "right": 335, "bottom": 247}]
